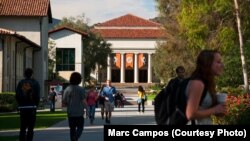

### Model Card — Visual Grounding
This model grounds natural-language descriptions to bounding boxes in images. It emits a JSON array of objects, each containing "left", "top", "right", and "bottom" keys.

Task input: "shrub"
[
  {"left": 148, "top": 83, "right": 164, "bottom": 95},
  {"left": 212, "top": 93, "right": 250, "bottom": 125},
  {"left": 218, "top": 86, "right": 244, "bottom": 96},
  {"left": 0, "top": 92, "right": 17, "bottom": 112}
]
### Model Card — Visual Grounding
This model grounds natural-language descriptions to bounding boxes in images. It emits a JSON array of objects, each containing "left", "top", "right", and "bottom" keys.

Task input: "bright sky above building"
[{"left": 50, "top": 0, "right": 159, "bottom": 25}]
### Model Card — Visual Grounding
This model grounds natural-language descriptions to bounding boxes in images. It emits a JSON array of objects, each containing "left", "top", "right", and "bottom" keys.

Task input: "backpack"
[
  {"left": 21, "top": 80, "right": 34, "bottom": 102},
  {"left": 16, "top": 79, "right": 38, "bottom": 106},
  {"left": 154, "top": 87, "right": 169, "bottom": 125},
  {"left": 154, "top": 78, "right": 206, "bottom": 125}
]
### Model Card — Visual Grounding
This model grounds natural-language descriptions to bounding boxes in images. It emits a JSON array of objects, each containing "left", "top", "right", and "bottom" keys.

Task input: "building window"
[{"left": 56, "top": 48, "right": 75, "bottom": 71}]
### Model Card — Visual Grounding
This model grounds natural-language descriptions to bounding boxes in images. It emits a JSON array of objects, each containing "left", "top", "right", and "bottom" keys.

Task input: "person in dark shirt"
[
  {"left": 49, "top": 87, "right": 57, "bottom": 112},
  {"left": 165, "top": 66, "right": 186, "bottom": 94},
  {"left": 15, "top": 68, "right": 40, "bottom": 141}
]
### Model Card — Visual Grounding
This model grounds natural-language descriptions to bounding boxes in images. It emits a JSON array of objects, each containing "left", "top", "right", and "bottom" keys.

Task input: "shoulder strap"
[
  {"left": 200, "top": 87, "right": 207, "bottom": 105},
  {"left": 190, "top": 79, "right": 206, "bottom": 125},
  {"left": 189, "top": 77, "right": 207, "bottom": 105}
]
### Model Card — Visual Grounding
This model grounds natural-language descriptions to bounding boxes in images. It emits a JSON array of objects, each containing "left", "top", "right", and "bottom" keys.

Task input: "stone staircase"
[
  {"left": 96, "top": 82, "right": 156, "bottom": 105},
  {"left": 116, "top": 87, "right": 154, "bottom": 106},
  {"left": 112, "top": 83, "right": 156, "bottom": 89}
]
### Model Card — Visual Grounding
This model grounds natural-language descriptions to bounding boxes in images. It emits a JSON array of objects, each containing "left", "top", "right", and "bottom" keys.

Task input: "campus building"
[
  {"left": 0, "top": 0, "right": 52, "bottom": 96},
  {"left": 93, "top": 14, "right": 164, "bottom": 84},
  {"left": 48, "top": 26, "right": 88, "bottom": 86}
]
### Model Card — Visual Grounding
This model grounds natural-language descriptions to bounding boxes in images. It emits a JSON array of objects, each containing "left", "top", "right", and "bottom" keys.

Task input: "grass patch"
[
  {"left": 0, "top": 136, "right": 18, "bottom": 141},
  {"left": 0, "top": 110, "right": 67, "bottom": 130},
  {"left": 35, "top": 111, "right": 67, "bottom": 129},
  {"left": 147, "top": 94, "right": 156, "bottom": 101}
]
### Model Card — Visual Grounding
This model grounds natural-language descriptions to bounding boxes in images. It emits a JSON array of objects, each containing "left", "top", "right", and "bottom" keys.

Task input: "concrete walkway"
[{"left": 1, "top": 105, "right": 156, "bottom": 141}]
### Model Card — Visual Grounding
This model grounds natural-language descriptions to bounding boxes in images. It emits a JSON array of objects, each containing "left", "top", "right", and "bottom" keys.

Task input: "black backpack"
[
  {"left": 16, "top": 79, "right": 37, "bottom": 106},
  {"left": 154, "top": 87, "right": 169, "bottom": 125},
  {"left": 21, "top": 80, "right": 34, "bottom": 101},
  {"left": 154, "top": 78, "right": 206, "bottom": 125}
]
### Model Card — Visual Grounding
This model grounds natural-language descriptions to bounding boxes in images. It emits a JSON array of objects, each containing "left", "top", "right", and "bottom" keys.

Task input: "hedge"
[{"left": 0, "top": 92, "right": 17, "bottom": 112}]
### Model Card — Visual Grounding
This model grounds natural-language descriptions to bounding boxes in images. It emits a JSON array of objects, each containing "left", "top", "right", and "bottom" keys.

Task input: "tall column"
[
  {"left": 120, "top": 53, "right": 125, "bottom": 83},
  {"left": 134, "top": 53, "right": 138, "bottom": 83},
  {"left": 147, "top": 53, "right": 152, "bottom": 83},
  {"left": 107, "top": 54, "right": 111, "bottom": 81}
]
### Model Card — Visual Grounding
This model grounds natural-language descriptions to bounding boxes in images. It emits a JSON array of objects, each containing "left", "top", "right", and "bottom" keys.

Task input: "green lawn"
[
  {"left": 0, "top": 110, "right": 67, "bottom": 130},
  {"left": 0, "top": 110, "right": 67, "bottom": 141},
  {"left": 147, "top": 94, "right": 156, "bottom": 101},
  {"left": 0, "top": 136, "right": 18, "bottom": 141}
]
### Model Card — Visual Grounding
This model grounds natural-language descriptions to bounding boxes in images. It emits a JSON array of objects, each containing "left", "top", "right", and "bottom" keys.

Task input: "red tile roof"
[
  {"left": 49, "top": 26, "right": 88, "bottom": 37},
  {"left": 93, "top": 14, "right": 165, "bottom": 39},
  {"left": 0, "top": 28, "right": 40, "bottom": 48},
  {"left": 93, "top": 29, "right": 164, "bottom": 39},
  {"left": 0, "top": 0, "right": 52, "bottom": 21},
  {"left": 0, "top": 27, "right": 15, "bottom": 34},
  {"left": 96, "top": 14, "right": 160, "bottom": 27}
]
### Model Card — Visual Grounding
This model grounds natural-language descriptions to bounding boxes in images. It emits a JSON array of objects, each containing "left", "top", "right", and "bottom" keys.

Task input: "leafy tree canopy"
[{"left": 154, "top": 0, "right": 250, "bottom": 88}]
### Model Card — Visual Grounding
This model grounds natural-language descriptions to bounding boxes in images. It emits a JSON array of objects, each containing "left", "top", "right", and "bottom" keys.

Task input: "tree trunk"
[{"left": 234, "top": 0, "right": 249, "bottom": 93}]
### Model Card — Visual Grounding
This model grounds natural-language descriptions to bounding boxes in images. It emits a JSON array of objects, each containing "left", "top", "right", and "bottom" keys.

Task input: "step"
[{"left": 112, "top": 83, "right": 156, "bottom": 89}]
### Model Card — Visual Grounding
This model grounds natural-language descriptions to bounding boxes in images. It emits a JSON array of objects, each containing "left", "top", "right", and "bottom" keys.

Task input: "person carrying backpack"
[
  {"left": 185, "top": 49, "right": 227, "bottom": 125},
  {"left": 154, "top": 66, "right": 186, "bottom": 125},
  {"left": 166, "top": 66, "right": 186, "bottom": 94},
  {"left": 15, "top": 68, "right": 40, "bottom": 141},
  {"left": 137, "top": 85, "right": 146, "bottom": 113}
]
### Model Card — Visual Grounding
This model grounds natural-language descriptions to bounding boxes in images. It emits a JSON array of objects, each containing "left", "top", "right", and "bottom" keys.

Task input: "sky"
[{"left": 50, "top": 0, "right": 159, "bottom": 25}]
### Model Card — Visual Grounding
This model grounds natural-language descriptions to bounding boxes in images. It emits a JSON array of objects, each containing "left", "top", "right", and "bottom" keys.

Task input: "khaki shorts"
[{"left": 104, "top": 101, "right": 114, "bottom": 112}]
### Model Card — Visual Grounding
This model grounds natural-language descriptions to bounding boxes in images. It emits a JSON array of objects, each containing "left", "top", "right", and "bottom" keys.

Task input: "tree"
[
  {"left": 82, "top": 32, "right": 112, "bottom": 81},
  {"left": 154, "top": 0, "right": 250, "bottom": 89},
  {"left": 234, "top": 0, "right": 249, "bottom": 92},
  {"left": 153, "top": 0, "right": 196, "bottom": 83},
  {"left": 48, "top": 40, "right": 56, "bottom": 80},
  {"left": 52, "top": 14, "right": 112, "bottom": 83}
]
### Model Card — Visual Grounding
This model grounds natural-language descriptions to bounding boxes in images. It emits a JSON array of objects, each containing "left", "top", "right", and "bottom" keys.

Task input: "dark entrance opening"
[
  {"left": 112, "top": 69, "right": 120, "bottom": 82},
  {"left": 139, "top": 70, "right": 147, "bottom": 82},
  {"left": 125, "top": 70, "right": 134, "bottom": 82}
]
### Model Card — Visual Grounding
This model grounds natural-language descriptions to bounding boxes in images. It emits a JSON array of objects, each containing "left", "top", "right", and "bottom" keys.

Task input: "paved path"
[{"left": 0, "top": 105, "right": 156, "bottom": 141}]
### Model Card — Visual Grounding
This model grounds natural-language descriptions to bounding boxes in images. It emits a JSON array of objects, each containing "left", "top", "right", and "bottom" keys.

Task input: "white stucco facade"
[
  {"left": 49, "top": 28, "right": 85, "bottom": 85},
  {"left": 0, "top": 34, "right": 37, "bottom": 92},
  {"left": 109, "top": 39, "right": 157, "bottom": 54},
  {"left": 0, "top": 16, "right": 50, "bottom": 96},
  {"left": 0, "top": 17, "right": 41, "bottom": 44}
]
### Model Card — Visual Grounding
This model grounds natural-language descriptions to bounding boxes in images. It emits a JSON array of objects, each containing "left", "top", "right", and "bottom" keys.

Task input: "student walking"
[
  {"left": 86, "top": 85, "right": 98, "bottom": 125},
  {"left": 165, "top": 66, "right": 186, "bottom": 94},
  {"left": 48, "top": 87, "right": 57, "bottom": 112},
  {"left": 101, "top": 80, "right": 117, "bottom": 124},
  {"left": 15, "top": 68, "right": 40, "bottom": 141},
  {"left": 98, "top": 84, "right": 106, "bottom": 119},
  {"left": 137, "top": 85, "right": 146, "bottom": 113},
  {"left": 62, "top": 72, "right": 88, "bottom": 141},
  {"left": 186, "top": 50, "right": 227, "bottom": 125}
]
